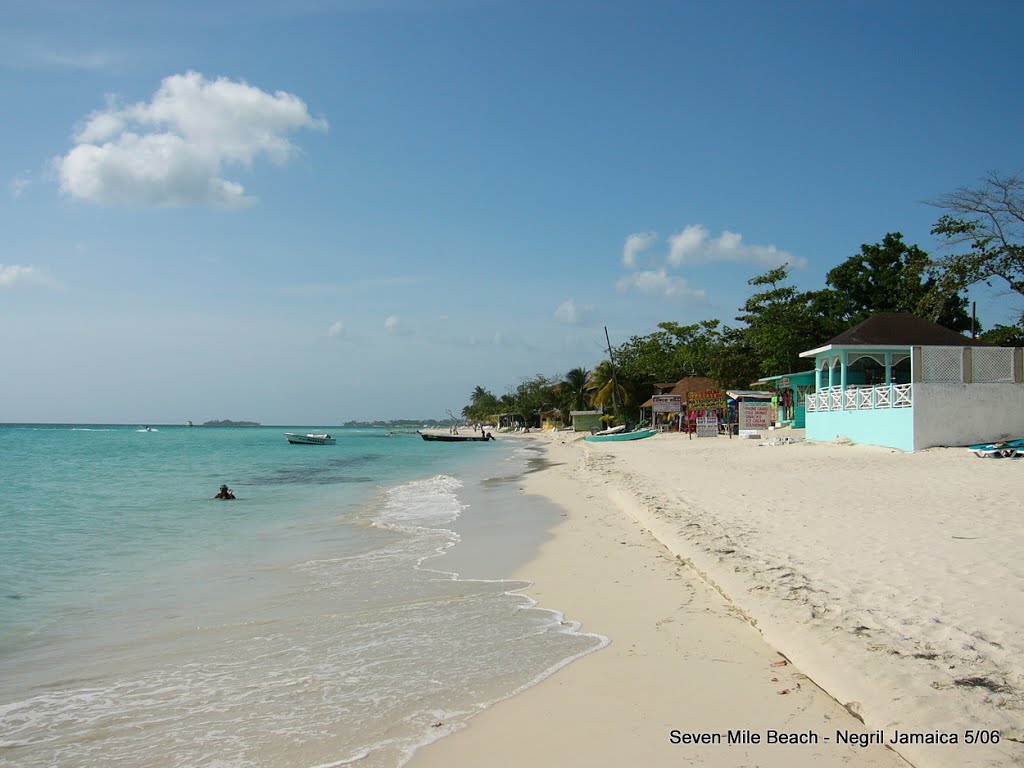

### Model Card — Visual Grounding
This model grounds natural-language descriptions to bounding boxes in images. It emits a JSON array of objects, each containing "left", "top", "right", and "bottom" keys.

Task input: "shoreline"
[{"left": 409, "top": 433, "right": 920, "bottom": 768}]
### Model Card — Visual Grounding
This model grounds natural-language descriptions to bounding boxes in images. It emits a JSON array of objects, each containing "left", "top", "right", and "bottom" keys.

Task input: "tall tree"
[
  {"left": 927, "top": 171, "right": 1024, "bottom": 325},
  {"left": 825, "top": 232, "right": 972, "bottom": 331},
  {"left": 613, "top": 319, "right": 725, "bottom": 401},
  {"left": 508, "top": 374, "right": 560, "bottom": 423},
  {"left": 586, "top": 360, "right": 631, "bottom": 417},
  {"left": 736, "top": 267, "right": 845, "bottom": 377},
  {"left": 558, "top": 366, "right": 592, "bottom": 419},
  {"left": 461, "top": 385, "right": 500, "bottom": 422},
  {"left": 704, "top": 325, "right": 761, "bottom": 389}
]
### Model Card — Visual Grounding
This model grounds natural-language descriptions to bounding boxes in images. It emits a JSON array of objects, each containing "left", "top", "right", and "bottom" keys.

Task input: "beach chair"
[{"left": 966, "top": 437, "right": 1024, "bottom": 458}]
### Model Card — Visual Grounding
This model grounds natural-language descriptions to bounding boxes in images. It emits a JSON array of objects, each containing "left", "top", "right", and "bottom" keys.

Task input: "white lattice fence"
[
  {"left": 972, "top": 348, "right": 1014, "bottom": 382},
  {"left": 921, "top": 347, "right": 962, "bottom": 382}
]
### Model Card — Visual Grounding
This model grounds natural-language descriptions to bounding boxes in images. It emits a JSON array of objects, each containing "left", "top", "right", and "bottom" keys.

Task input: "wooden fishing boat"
[{"left": 418, "top": 431, "right": 494, "bottom": 442}]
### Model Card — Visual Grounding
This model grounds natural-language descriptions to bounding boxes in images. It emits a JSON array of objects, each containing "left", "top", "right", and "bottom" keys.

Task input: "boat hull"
[
  {"left": 284, "top": 433, "right": 336, "bottom": 445},
  {"left": 418, "top": 431, "right": 492, "bottom": 442},
  {"left": 584, "top": 428, "right": 657, "bottom": 443}
]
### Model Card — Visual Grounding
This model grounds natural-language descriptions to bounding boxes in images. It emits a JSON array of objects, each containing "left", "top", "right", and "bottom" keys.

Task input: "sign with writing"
[
  {"left": 652, "top": 395, "right": 682, "bottom": 413},
  {"left": 695, "top": 417, "right": 719, "bottom": 438},
  {"left": 739, "top": 402, "right": 772, "bottom": 431},
  {"left": 687, "top": 390, "right": 727, "bottom": 411}
]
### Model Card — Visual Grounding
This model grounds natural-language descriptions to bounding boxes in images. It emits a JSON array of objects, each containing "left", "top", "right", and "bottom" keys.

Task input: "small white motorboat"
[{"left": 285, "top": 432, "right": 336, "bottom": 445}]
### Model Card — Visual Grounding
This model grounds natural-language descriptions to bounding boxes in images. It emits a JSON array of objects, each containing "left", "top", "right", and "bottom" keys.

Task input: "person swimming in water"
[{"left": 213, "top": 484, "right": 236, "bottom": 500}]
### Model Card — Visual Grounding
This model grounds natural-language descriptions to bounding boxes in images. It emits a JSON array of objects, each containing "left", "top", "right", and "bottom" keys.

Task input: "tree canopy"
[
  {"left": 826, "top": 232, "right": 972, "bottom": 332},
  {"left": 927, "top": 171, "right": 1024, "bottom": 324}
]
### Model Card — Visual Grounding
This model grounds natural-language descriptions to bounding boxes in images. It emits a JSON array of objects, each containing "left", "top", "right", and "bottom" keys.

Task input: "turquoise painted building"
[
  {"left": 799, "top": 313, "right": 1024, "bottom": 451},
  {"left": 756, "top": 370, "right": 816, "bottom": 428}
]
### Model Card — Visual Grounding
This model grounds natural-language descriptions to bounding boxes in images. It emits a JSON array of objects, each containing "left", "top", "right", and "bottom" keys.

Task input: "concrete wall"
[
  {"left": 806, "top": 406, "right": 915, "bottom": 452},
  {"left": 913, "top": 383, "right": 1024, "bottom": 449}
]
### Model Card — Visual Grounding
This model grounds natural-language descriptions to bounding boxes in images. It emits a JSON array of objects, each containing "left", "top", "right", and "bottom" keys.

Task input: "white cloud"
[
  {"left": 53, "top": 71, "right": 327, "bottom": 208},
  {"left": 554, "top": 298, "right": 594, "bottom": 325},
  {"left": 327, "top": 321, "right": 345, "bottom": 338},
  {"left": 667, "top": 224, "right": 804, "bottom": 268},
  {"left": 10, "top": 172, "right": 32, "bottom": 198},
  {"left": 622, "top": 231, "right": 657, "bottom": 267},
  {"left": 616, "top": 269, "right": 706, "bottom": 301},
  {"left": 0, "top": 264, "right": 58, "bottom": 289},
  {"left": 384, "top": 315, "right": 412, "bottom": 336}
]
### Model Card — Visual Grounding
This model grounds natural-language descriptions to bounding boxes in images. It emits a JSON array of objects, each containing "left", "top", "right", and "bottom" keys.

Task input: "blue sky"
[{"left": 2, "top": 0, "right": 1022, "bottom": 424}]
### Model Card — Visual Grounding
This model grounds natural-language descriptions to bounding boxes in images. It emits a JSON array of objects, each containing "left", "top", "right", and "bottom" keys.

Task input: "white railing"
[
  {"left": 806, "top": 384, "right": 913, "bottom": 413},
  {"left": 874, "top": 384, "right": 891, "bottom": 408},
  {"left": 844, "top": 388, "right": 858, "bottom": 409},
  {"left": 829, "top": 388, "right": 842, "bottom": 411},
  {"left": 857, "top": 387, "right": 873, "bottom": 409},
  {"left": 893, "top": 384, "right": 912, "bottom": 407}
]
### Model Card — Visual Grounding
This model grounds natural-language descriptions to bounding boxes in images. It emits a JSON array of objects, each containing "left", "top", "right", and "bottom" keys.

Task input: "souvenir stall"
[
  {"left": 685, "top": 389, "right": 728, "bottom": 437},
  {"left": 756, "top": 370, "right": 816, "bottom": 429},
  {"left": 725, "top": 390, "right": 774, "bottom": 437}
]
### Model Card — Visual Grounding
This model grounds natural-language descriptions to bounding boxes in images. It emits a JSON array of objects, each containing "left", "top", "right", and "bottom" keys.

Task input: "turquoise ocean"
[{"left": 0, "top": 425, "right": 604, "bottom": 767}]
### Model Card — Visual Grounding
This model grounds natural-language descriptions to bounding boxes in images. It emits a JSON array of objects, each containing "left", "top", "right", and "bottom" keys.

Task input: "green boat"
[{"left": 584, "top": 428, "right": 657, "bottom": 443}]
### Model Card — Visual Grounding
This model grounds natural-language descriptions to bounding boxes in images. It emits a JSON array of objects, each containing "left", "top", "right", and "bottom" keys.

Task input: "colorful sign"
[
  {"left": 739, "top": 402, "right": 772, "bottom": 431},
  {"left": 687, "top": 390, "right": 727, "bottom": 411},
  {"left": 652, "top": 395, "right": 683, "bottom": 413}
]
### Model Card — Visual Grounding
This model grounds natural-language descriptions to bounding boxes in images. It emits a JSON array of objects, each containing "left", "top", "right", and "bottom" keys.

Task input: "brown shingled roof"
[
  {"left": 641, "top": 376, "right": 720, "bottom": 407},
  {"left": 819, "top": 313, "right": 987, "bottom": 348}
]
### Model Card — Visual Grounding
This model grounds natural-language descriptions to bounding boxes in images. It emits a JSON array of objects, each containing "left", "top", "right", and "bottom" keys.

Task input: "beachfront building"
[
  {"left": 800, "top": 313, "right": 1024, "bottom": 451},
  {"left": 640, "top": 376, "right": 719, "bottom": 431},
  {"left": 538, "top": 409, "right": 563, "bottom": 430},
  {"left": 569, "top": 410, "right": 604, "bottom": 432},
  {"left": 756, "top": 370, "right": 816, "bottom": 428}
]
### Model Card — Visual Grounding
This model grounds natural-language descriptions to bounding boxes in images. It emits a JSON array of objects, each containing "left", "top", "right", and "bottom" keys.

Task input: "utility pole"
[{"left": 604, "top": 326, "right": 622, "bottom": 422}]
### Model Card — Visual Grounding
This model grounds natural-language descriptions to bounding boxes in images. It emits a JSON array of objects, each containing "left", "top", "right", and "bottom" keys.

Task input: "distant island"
[
  {"left": 202, "top": 419, "right": 261, "bottom": 427},
  {"left": 342, "top": 419, "right": 448, "bottom": 428}
]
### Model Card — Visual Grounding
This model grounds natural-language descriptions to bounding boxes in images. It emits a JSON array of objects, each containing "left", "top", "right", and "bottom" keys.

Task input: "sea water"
[{"left": 0, "top": 425, "right": 604, "bottom": 767}]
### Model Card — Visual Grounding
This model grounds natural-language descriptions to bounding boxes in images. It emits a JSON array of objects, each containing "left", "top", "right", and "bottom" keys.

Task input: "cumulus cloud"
[
  {"left": 327, "top": 321, "right": 345, "bottom": 338},
  {"left": 667, "top": 224, "right": 804, "bottom": 268},
  {"left": 616, "top": 270, "right": 706, "bottom": 301},
  {"left": 0, "top": 265, "right": 58, "bottom": 289},
  {"left": 622, "top": 231, "right": 657, "bottom": 267},
  {"left": 53, "top": 71, "right": 327, "bottom": 208},
  {"left": 554, "top": 298, "right": 594, "bottom": 325}
]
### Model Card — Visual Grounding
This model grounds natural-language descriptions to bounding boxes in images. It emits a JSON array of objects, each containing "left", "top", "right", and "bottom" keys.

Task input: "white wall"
[{"left": 913, "top": 383, "right": 1024, "bottom": 449}]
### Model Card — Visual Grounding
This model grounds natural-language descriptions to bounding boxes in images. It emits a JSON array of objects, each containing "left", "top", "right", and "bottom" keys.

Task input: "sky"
[{"left": 2, "top": 0, "right": 1022, "bottom": 424}]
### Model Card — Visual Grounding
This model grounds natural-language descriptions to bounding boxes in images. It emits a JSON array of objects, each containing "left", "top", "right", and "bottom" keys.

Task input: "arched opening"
[
  {"left": 846, "top": 353, "right": 886, "bottom": 386},
  {"left": 892, "top": 353, "right": 911, "bottom": 384}
]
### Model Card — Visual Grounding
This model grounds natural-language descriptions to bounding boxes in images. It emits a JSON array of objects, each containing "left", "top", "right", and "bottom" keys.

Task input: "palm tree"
[
  {"left": 587, "top": 360, "right": 631, "bottom": 417},
  {"left": 559, "top": 367, "right": 591, "bottom": 418},
  {"left": 462, "top": 385, "right": 499, "bottom": 423}
]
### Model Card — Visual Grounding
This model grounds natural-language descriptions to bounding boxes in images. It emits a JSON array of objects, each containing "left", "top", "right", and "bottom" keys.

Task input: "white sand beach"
[{"left": 410, "top": 431, "right": 1024, "bottom": 768}]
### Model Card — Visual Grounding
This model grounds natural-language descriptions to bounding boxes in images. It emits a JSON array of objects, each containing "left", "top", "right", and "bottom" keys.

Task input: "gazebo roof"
[{"left": 801, "top": 313, "right": 985, "bottom": 357}]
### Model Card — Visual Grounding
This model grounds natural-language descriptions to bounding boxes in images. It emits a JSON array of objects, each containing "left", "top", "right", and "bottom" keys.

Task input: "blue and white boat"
[
  {"left": 285, "top": 432, "right": 336, "bottom": 445},
  {"left": 585, "top": 428, "right": 657, "bottom": 443}
]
